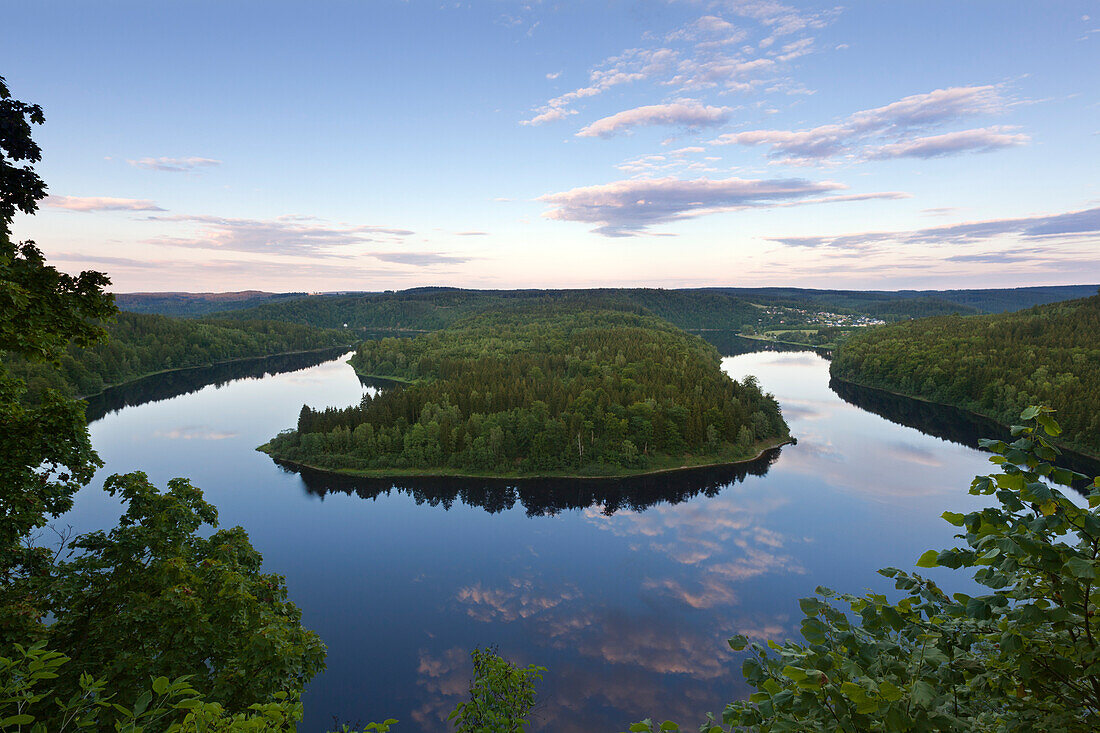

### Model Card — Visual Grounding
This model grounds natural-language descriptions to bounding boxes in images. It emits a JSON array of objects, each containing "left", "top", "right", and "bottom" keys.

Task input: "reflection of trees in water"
[
  {"left": 280, "top": 448, "right": 782, "bottom": 516},
  {"left": 830, "top": 377, "right": 1100, "bottom": 481},
  {"left": 84, "top": 347, "right": 350, "bottom": 423}
]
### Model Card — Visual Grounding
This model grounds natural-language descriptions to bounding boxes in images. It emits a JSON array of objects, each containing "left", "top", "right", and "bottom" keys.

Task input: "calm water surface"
[{"left": 66, "top": 347, "right": 1008, "bottom": 732}]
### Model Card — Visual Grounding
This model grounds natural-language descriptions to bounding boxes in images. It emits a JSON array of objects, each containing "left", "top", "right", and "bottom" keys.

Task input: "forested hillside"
[
  {"left": 831, "top": 294, "right": 1100, "bottom": 456},
  {"left": 214, "top": 288, "right": 768, "bottom": 331},
  {"left": 3, "top": 311, "right": 353, "bottom": 398},
  {"left": 263, "top": 307, "right": 789, "bottom": 476},
  {"left": 715, "top": 284, "right": 1098, "bottom": 314},
  {"left": 203, "top": 285, "right": 1097, "bottom": 332},
  {"left": 114, "top": 290, "right": 307, "bottom": 316}
]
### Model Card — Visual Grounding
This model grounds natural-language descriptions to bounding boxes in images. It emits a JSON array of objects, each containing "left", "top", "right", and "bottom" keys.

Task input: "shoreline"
[
  {"left": 731, "top": 333, "right": 835, "bottom": 354},
  {"left": 348, "top": 364, "right": 416, "bottom": 386},
  {"left": 258, "top": 436, "right": 793, "bottom": 482},
  {"left": 828, "top": 373, "right": 1100, "bottom": 463},
  {"left": 77, "top": 344, "right": 355, "bottom": 400}
]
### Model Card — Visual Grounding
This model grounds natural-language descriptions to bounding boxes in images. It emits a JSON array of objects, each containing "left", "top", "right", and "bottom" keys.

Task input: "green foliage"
[
  {"left": 2, "top": 311, "right": 352, "bottom": 401},
  {"left": 629, "top": 406, "right": 1100, "bottom": 732},
  {"left": 36, "top": 473, "right": 327, "bottom": 713},
  {"left": 266, "top": 307, "right": 788, "bottom": 476},
  {"left": 831, "top": 294, "right": 1100, "bottom": 456},
  {"left": 0, "top": 641, "right": 395, "bottom": 732},
  {"left": 115, "top": 291, "right": 308, "bottom": 318},
  {"left": 210, "top": 289, "right": 768, "bottom": 333},
  {"left": 448, "top": 648, "right": 545, "bottom": 733},
  {"left": 0, "top": 78, "right": 331, "bottom": 730},
  {"left": 0, "top": 74, "right": 115, "bottom": 635},
  {"left": 206, "top": 285, "right": 1095, "bottom": 335}
]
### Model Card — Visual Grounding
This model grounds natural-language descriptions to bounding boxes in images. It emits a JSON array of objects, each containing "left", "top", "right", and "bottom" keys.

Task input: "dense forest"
[
  {"left": 114, "top": 290, "right": 306, "bottom": 316},
  {"left": 713, "top": 284, "right": 1098, "bottom": 314},
  {"left": 831, "top": 293, "right": 1100, "bottom": 456},
  {"left": 206, "top": 286, "right": 992, "bottom": 334},
  {"left": 216, "top": 288, "right": 765, "bottom": 331},
  {"left": 156, "top": 284, "right": 1100, "bottom": 333},
  {"left": 263, "top": 307, "right": 789, "bottom": 476},
  {"left": 2, "top": 311, "right": 353, "bottom": 398}
]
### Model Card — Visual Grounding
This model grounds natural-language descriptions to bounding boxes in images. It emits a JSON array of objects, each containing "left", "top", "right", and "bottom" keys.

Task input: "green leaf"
[
  {"left": 878, "top": 680, "right": 903, "bottom": 702},
  {"left": 152, "top": 676, "right": 169, "bottom": 695},
  {"left": 132, "top": 690, "right": 152, "bottom": 717},
  {"left": 801, "top": 617, "right": 828, "bottom": 644},
  {"left": 1065, "top": 557, "right": 1097, "bottom": 580},
  {"left": 1020, "top": 406, "right": 1041, "bottom": 420},
  {"left": 0, "top": 715, "right": 35, "bottom": 726},
  {"left": 727, "top": 635, "right": 748, "bottom": 651},
  {"left": 1036, "top": 413, "right": 1062, "bottom": 436},
  {"left": 910, "top": 680, "right": 936, "bottom": 708},
  {"left": 941, "top": 511, "right": 966, "bottom": 526},
  {"left": 781, "top": 666, "right": 808, "bottom": 682},
  {"left": 840, "top": 682, "right": 868, "bottom": 702},
  {"left": 916, "top": 549, "right": 940, "bottom": 568}
]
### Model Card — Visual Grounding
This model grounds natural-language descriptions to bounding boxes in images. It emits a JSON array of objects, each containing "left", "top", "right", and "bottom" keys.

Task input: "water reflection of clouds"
[
  {"left": 753, "top": 354, "right": 822, "bottom": 369},
  {"left": 442, "top": 487, "right": 806, "bottom": 727},
  {"left": 778, "top": 430, "right": 976, "bottom": 500},
  {"left": 583, "top": 492, "right": 799, "bottom": 564},
  {"left": 776, "top": 400, "right": 828, "bottom": 423},
  {"left": 456, "top": 578, "right": 580, "bottom": 622},
  {"left": 412, "top": 647, "right": 469, "bottom": 728},
  {"left": 880, "top": 440, "right": 943, "bottom": 468},
  {"left": 547, "top": 660, "right": 721, "bottom": 733},
  {"left": 151, "top": 425, "right": 239, "bottom": 440}
]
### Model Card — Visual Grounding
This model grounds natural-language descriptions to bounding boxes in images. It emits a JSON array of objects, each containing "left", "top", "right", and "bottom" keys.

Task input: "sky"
[{"left": 4, "top": 0, "right": 1099, "bottom": 293}]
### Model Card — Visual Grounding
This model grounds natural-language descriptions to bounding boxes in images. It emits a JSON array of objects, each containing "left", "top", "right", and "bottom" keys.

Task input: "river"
[{"left": 62, "top": 341, "right": 1051, "bottom": 731}]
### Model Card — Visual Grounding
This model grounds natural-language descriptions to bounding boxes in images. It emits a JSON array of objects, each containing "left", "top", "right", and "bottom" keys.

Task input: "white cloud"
[
  {"left": 520, "top": 4, "right": 836, "bottom": 127},
  {"left": 539, "top": 176, "right": 902, "bottom": 235},
  {"left": 44, "top": 195, "right": 165, "bottom": 212},
  {"left": 127, "top": 156, "right": 221, "bottom": 172},
  {"left": 145, "top": 213, "right": 415, "bottom": 255},
  {"left": 866, "top": 126, "right": 1029, "bottom": 159},
  {"left": 577, "top": 102, "right": 732, "bottom": 138},
  {"left": 766, "top": 206, "right": 1100, "bottom": 250},
  {"left": 710, "top": 85, "right": 1017, "bottom": 164}
]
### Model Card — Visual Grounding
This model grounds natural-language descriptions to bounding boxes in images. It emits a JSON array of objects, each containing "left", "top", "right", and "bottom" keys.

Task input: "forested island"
[
  {"left": 1, "top": 311, "right": 353, "bottom": 399},
  {"left": 261, "top": 307, "right": 790, "bottom": 477},
  {"left": 831, "top": 293, "right": 1100, "bottom": 457}
]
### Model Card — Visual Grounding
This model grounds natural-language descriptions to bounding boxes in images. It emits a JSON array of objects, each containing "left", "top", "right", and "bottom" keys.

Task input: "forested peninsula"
[
  {"left": 2, "top": 311, "right": 353, "bottom": 399},
  {"left": 261, "top": 307, "right": 790, "bottom": 477},
  {"left": 831, "top": 293, "right": 1100, "bottom": 456}
]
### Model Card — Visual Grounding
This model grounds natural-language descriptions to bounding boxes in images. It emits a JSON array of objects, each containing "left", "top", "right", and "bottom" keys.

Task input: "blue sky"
[{"left": 4, "top": 0, "right": 1098, "bottom": 292}]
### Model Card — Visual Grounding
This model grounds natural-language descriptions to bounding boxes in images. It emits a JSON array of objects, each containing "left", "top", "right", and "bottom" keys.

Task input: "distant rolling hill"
[
  {"left": 199, "top": 285, "right": 1097, "bottom": 331},
  {"left": 708, "top": 284, "right": 1100, "bottom": 315},
  {"left": 116, "top": 285, "right": 1100, "bottom": 333},
  {"left": 114, "top": 290, "right": 312, "bottom": 317}
]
